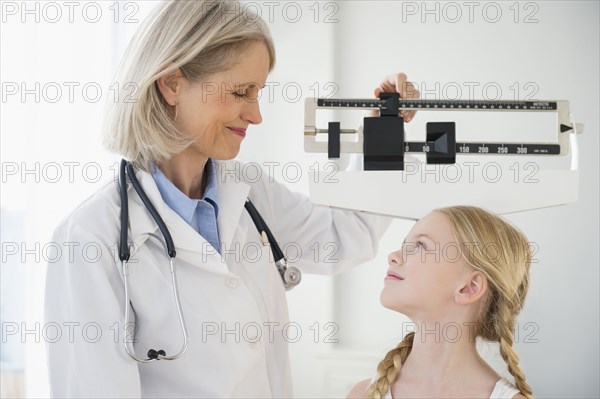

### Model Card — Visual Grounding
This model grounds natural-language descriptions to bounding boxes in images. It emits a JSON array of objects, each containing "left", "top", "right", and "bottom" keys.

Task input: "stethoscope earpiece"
[{"left": 148, "top": 349, "right": 166, "bottom": 360}]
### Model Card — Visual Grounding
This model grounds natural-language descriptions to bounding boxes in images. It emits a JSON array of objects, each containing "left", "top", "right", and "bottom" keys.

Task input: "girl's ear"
[
  {"left": 455, "top": 271, "right": 488, "bottom": 305},
  {"left": 156, "top": 65, "right": 184, "bottom": 106}
]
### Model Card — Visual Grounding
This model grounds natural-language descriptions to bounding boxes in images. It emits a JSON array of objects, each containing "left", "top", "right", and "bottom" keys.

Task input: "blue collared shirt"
[{"left": 150, "top": 159, "right": 221, "bottom": 254}]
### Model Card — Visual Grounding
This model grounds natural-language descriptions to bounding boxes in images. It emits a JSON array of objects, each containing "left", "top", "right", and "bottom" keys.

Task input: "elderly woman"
[{"left": 44, "top": 1, "right": 419, "bottom": 397}]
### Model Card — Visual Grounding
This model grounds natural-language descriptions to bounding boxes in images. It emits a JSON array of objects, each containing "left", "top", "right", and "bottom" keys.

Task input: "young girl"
[{"left": 348, "top": 206, "right": 533, "bottom": 399}]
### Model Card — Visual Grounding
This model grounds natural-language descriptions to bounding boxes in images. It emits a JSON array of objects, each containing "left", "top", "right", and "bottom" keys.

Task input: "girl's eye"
[
  {"left": 233, "top": 91, "right": 247, "bottom": 98},
  {"left": 401, "top": 240, "right": 426, "bottom": 254}
]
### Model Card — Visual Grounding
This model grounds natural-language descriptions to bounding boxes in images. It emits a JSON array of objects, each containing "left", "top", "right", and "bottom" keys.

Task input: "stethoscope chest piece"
[
  {"left": 275, "top": 259, "right": 301, "bottom": 290},
  {"left": 244, "top": 199, "right": 302, "bottom": 291},
  {"left": 283, "top": 266, "right": 302, "bottom": 289}
]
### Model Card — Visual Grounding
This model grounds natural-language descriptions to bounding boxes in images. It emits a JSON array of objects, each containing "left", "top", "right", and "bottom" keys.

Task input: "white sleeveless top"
[
  {"left": 378, "top": 377, "right": 521, "bottom": 398},
  {"left": 489, "top": 378, "right": 522, "bottom": 399}
]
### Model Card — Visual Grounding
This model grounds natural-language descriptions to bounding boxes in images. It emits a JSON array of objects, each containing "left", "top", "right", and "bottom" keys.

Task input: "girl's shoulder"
[
  {"left": 490, "top": 377, "right": 523, "bottom": 399},
  {"left": 346, "top": 379, "right": 372, "bottom": 399}
]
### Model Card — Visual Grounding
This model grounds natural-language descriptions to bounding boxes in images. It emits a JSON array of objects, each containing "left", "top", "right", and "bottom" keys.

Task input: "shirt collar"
[{"left": 150, "top": 159, "right": 219, "bottom": 224}]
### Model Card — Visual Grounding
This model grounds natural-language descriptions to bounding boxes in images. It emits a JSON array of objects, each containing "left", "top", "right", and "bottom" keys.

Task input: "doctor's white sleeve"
[
  {"left": 250, "top": 172, "right": 394, "bottom": 275},
  {"left": 44, "top": 222, "right": 142, "bottom": 398}
]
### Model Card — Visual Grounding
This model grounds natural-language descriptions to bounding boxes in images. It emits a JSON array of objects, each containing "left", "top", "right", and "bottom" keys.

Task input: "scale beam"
[
  {"left": 303, "top": 93, "right": 583, "bottom": 218},
  {"left": 305, "top": 93, "right": 583, "bottom": 165}
]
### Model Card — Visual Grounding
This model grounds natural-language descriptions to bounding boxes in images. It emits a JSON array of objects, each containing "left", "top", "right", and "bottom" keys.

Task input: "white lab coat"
[{"left": 45, "top": 159, "right": 391, "bottom": 398}]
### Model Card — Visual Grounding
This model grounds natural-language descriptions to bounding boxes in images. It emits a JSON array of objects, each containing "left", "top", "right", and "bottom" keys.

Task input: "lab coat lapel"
[
  {"left": 127, "top": 169, "right": 233, "bottom": 275},
  {"left": 214, "top": 160, "right": 251, "bottom": 260}
]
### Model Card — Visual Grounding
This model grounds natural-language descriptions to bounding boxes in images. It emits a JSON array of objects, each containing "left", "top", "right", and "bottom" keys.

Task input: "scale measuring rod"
[{"left": 304, "top": 93, "right": 584, "bottom": 219}]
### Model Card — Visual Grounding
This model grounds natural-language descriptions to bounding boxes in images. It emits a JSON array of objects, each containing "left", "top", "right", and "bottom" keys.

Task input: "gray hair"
[{"left": 102, "top": 0, "right": 276, "bottom": 171}]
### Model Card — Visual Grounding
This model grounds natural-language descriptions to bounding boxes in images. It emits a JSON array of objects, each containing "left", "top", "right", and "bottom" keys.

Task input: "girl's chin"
[{"left": 380, "top": 294, "right": 408, "bottom": 314}]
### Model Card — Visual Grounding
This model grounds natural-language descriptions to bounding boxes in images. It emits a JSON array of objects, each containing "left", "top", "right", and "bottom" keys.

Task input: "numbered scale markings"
[
  {"left": 317, "top": 98, "right": 560, "bottom": 156},
  {"left": 317, "top": 98, "right": 558, "bottom": 111},
  {"left": 405, "top": 142, "right": 559, "bottom": 155}
]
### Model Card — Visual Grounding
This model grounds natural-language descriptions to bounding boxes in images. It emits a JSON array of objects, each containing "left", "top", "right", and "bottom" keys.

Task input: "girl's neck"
[{"left": 398, "top": 320, "right": 499, "bottom": 389}]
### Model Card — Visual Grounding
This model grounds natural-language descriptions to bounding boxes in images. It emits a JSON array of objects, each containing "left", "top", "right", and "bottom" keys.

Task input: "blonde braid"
[
  {"left": 367, "top": 207, "right": 535, "bottom": 397},
  {"left": 437, "top": 206, "right": 535, "bottom": 397},
  {"left": 497, "top": 303, "right": 534, "bottom": 398},
  {"left": 366, "top": 332, "right": 415, "bottom": 399}
]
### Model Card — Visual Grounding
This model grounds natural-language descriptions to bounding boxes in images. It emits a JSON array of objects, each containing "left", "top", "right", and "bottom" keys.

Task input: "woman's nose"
[{"left": 242, "top": 100, "right": 262, "bottom": 125}]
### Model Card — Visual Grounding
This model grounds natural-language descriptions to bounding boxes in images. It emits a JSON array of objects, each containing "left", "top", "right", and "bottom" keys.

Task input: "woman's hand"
[{"left": 373, "top": 72, "right": 420, "bottom": 122}]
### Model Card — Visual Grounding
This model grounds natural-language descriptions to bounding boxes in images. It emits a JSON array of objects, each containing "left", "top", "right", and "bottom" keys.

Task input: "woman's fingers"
[{"left": 374, "top": 72, "right": 420, "bottom": 122}]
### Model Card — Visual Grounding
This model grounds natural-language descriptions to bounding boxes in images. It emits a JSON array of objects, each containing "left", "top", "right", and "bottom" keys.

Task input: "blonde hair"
[
  {"left": 367, "top": 206, "right": 533, "bottom": 398},
  {"left": 102, "top": 0, "right": 276, "bottom": 171}
]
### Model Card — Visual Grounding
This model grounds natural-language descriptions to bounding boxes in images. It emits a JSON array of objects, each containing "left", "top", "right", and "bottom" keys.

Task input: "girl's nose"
[{"left": 388, "top": 250, "right": 403, "bottom": 267}]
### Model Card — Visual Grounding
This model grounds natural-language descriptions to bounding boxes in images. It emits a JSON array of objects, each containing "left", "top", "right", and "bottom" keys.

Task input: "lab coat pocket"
[
  {"left": 242, "top": 245, "right": 290, "bottom": 326},
  {"left": 265, "top": 246, "right": 290, "bottom": 326}
]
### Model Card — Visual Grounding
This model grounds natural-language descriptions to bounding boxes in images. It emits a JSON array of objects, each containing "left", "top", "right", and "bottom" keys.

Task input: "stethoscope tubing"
[
  {"left": 118, "top": 159, "right": 299, "bottom": 363},
  {"left": 121, "top": 259, "right": 189, "bottom": 362},
  {"left": 120, "top": 160, "right": 189, "bottom": 362},
  {"left": 243, "top": 199, "right": 284, "bottom": 261}
]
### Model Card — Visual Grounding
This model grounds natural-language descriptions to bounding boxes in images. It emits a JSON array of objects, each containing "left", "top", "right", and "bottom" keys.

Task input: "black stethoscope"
[{"left": 118, "top": 159, "right": 301, "bottom": 363}]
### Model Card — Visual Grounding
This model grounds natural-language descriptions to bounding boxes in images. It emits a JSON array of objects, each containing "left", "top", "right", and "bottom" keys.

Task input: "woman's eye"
[
  {"left": 416, "top": 241, "right": 426, "bottom": 250},
  {"left": 232, "top": 87, "right": 260, "bottom": 100}
]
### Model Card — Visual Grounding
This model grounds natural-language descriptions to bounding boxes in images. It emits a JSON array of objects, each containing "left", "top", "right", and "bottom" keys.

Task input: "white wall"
[
  {"left": 327, "top": 1, "right": 599, "bottom": 398},
  {"left": 1, "top": 1, "right": 597, "bottom": 398},
  {"left": 1, "top": 2, "right": 158, "bottom": 396},
  {"left": 244, "top": 1, "right": 599, "bottom": 397}
]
